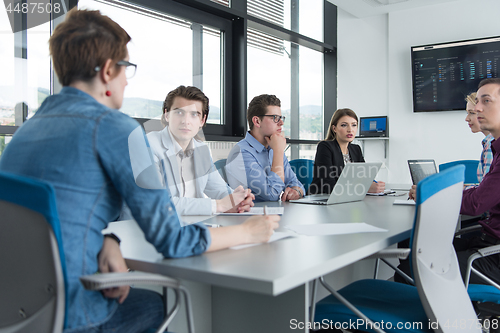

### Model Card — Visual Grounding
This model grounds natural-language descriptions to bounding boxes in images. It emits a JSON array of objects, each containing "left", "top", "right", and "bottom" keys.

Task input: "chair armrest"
[
  {"left": 80, "top": 271, "right": 181, "bottom": 291},
  {"left": 477, "top": 244, "right": 500, "bottom": 257},
  {"left": 455, "top": 224, "right": 482, "bottom": 237},
  {"left": 365, "top": 248, "right": 410, "bottom": 260}
]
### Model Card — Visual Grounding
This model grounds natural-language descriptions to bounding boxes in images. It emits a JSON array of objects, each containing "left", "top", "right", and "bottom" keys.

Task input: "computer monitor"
[
  {"left": 408, "top": 160, "right": 438, "bottom": 185},
  {"left": 358, "top": 116, "right": 388, "bottom": 138}
]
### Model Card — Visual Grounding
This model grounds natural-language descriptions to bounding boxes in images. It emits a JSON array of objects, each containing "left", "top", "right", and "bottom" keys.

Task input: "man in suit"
[{"left": 148, "top": 85, "right": 254, "bottom": 215}]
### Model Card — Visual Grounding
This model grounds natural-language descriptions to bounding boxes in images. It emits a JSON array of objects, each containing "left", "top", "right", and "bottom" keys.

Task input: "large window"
[
  {"left": 79, "top": 0, "right": 223, "bottom": 123},
  {"left": 247, "top": 0, "right": 327, "bottom": 159},
  {"left": 0, "top": 0, "right": 336, "bottom": 149},
  {"left": 0, "top": 8, "right": 50, "bottom": 127}
]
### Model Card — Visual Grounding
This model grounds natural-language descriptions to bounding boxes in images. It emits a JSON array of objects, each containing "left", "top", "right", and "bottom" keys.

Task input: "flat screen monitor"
[
  {"left": 358, "top": 116, "right": 388, "bottom": 138},
  {"left": 411, "top": 36, "right": 500, "bottom": 112}
]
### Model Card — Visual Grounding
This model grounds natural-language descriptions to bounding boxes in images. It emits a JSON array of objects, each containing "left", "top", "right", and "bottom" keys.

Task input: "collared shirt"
[
  {"left": 226, "top": 131, "right": 305, "bottom": 202},
  {"left": 462, "top": 138, "right": 500, "bottom": 239},
  {"left": 168, "top": 128, "right": 196, "bottom": 198},
  {"left": 478, "top": 134, "right": 494, "bottom": 183},
  {"left": 0, "top": 87, "right": 210, "bottom": 331}
]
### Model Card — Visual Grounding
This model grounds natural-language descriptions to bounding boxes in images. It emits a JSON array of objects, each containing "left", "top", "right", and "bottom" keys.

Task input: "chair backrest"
[
  {"left": 0, "top": 172, "right": 66, "bottom": 333},
  {"left": 214, "top": 159, "right": 228, "bottom": 183},
  {"left": 289, "top": 159, "right": 314, "bottom": 192},
  {"left": 439, "top": 160, "right": 479, "bottom": 184},
  {"left": 411, "top": 165, "right": 481, "bottom": 333}
]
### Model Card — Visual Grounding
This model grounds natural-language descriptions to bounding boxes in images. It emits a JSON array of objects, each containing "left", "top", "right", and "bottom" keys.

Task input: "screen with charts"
[
  {"left": 412, "top": 36, "right": 500, "bottom": 112},
  {"left": 408, "top": 160, "right": 437, "bottom": 185},
  {"left": 359, "top": 116, "right": 388, "bottom": 137}
]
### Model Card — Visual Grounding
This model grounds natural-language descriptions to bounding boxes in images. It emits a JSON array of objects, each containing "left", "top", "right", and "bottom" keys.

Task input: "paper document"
[
  {"left": 230, "top": 231, "right": 295, "bottom": 250},
  {"left": 393, "top": 199, "right": 416, "bottom": 206},
  {"left": 217, "top": 206, "right": 284, "bottom": 215},
  {"left": 285, "top": 223, "right": 387, "bottom": 236},
  {"left": 366, "top": 190, "right": 397, "bottom": 196}
]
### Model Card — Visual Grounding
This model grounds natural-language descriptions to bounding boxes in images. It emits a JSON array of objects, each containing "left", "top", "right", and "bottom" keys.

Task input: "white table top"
[{"left": 106, "top": 195, "right": 415, "bottom": 296}]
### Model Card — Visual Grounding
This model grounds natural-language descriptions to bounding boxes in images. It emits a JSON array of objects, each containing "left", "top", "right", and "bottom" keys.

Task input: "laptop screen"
[
  {"left": 359, "top": 116, "right": 388, "bottom": 137},
  {"left": 408, "top": 160, "right": 437, "bottom": 185}
]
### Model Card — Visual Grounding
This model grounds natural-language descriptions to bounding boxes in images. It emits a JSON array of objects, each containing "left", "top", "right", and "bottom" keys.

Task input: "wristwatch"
[{"left": 104, "top": 233, "right": 121, "bottom": 245}]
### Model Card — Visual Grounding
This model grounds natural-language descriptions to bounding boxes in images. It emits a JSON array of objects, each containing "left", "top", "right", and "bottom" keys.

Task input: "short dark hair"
[
  {"left": 161, "top": 85, "right": 209, "bottom": 127},
  {"left": 478, "top": 78, "right": 500, "bottom": 90},
  {"left": 49, "top": 8, "right": 131, "bottom": 86},
  {"left": 247, "top": 94, "right": 281, "bottom": 130}
]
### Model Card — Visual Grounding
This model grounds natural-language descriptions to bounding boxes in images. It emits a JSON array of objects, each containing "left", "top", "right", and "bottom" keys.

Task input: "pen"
[
  {"left": 373, "top": 180, "right": 378, "bottom": 183},
  {"left": 204, "top": 223, "right": 222, "bottom": 228},
  {"left": 264, "top": 205, "right": 267, "bottom": 216}
]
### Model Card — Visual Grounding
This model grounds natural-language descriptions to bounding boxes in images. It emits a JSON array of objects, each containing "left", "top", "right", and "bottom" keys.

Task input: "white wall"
[{"left": 337, "top": 0, "right": 500, "bottom": 184}]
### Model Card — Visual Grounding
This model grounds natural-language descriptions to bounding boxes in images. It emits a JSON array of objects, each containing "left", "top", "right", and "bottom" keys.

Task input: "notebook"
[
  {"left": 289, "top": 162, "right": 382, "bottom": 205},
  {"left": 408, "top": 159, "right": 437, "bottom": 185}
]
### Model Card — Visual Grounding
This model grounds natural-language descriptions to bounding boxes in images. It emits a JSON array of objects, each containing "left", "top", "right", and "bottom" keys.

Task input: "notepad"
[
  {"left": 393, "top": 199, "right": 416, "bottom": 206},
  {"left": 230, "top": 231, "right": 295, "bottom": 250},
  {"left": 216, "top": 207, "right": 284, "bottom": 215},
  {"left": 285, "top": 223, "right": 387, "bottom": 236}
]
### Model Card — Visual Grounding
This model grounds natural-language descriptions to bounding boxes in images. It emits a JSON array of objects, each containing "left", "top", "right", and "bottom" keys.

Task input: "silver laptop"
[
  {"left": 290, "top": 162, "right": 382, "bottom": 205},
  {"left": 408, "top": 159, "right": 437, "bottom": 185}
]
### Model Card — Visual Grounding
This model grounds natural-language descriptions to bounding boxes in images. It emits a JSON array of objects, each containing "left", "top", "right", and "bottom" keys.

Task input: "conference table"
[{"left": 106, "top": 193, "right": 415, "bottom": 333}]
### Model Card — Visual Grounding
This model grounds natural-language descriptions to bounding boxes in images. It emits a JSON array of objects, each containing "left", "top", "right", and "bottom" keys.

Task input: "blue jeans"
[{"left": 68, "top": 288, "right": 165, "bottom": 333}]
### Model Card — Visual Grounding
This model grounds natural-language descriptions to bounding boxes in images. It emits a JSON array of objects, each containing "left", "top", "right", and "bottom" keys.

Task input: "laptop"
[
  {"left": 408, "top": 159, "right": 437, "bottom": 185},
  {"left": 290, "top": 162, "right": 382, "bottom": 205}
]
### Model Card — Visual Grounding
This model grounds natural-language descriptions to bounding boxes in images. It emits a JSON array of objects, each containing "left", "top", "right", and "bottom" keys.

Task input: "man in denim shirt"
[{"left": 226, "top": 94, "right": 305, "bottom": 202}]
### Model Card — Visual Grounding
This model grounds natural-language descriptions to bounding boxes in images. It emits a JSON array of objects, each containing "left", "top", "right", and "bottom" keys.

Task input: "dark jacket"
[{"left": 308, "top": 139, "right": 364, "bottom": 194}]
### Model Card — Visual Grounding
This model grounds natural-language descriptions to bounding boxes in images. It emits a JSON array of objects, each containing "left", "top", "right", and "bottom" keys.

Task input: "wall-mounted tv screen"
[{"left": 411, "top": 36, "right": 500, "bottom": 112}]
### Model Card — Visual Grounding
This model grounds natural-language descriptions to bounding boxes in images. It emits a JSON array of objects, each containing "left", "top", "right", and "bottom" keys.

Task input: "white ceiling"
[{"left": 327, "top": 0, "right": 464, "bottom": 18}]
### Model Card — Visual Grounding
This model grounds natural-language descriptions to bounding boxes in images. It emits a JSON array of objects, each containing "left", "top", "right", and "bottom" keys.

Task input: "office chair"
[
  {"left": 311, "top": 165, "right": 481, "bottom": 333},
  {"left": 289, "top": 159, "right": 314, "bottom": 193},
  {"left": 0, "top": 171, "right": 194, "bottom": 333},
  {"left": 439, "top": 160, "right": 479, "bottom": 184},
  {"left": 214, "top": 159, "right": 228, "bottom": 183}
]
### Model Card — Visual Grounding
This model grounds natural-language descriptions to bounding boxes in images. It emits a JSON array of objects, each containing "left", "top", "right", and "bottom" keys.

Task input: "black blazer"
[{"left": 308, "top": 140, "right": 365, "bottom": 194}]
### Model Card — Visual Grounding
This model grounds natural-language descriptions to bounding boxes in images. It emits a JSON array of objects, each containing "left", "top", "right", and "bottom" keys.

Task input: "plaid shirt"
[{"left": 478, "top": 134, "right": 494, "bottom": 183}]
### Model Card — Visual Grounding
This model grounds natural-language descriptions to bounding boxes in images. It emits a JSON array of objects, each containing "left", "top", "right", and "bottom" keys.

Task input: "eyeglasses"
[
  {"left": 258, "top": 114, "right": 285, "bottom": 123},
  {"left": 116, "top": 60, "right": 137, "bottom": 79}
]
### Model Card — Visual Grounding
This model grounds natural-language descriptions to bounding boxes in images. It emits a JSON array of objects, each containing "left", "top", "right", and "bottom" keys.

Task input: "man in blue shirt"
[{"left": 226, "top": 94, "right": 305, "bottom": 202}]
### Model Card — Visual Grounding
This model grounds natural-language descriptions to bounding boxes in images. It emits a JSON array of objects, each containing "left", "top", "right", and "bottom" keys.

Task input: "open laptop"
[
  {"left": 290, "top": 162, "right": 382, "bottom": 205},
  {"left": 408, "top": 159, "right": 437, "bottom": 185}
]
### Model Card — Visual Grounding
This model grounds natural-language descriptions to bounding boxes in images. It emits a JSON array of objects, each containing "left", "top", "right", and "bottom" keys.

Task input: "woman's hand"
[
  {"left": 241, "top": 215, "right": 280, "bottom": 244},
  {"left": 98, "top": 236, "right": 130, "bottom": 304}
]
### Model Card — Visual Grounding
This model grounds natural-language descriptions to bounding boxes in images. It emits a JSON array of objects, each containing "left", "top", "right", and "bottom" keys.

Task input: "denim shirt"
[
  {"left": 0, "top": 87, "right": 210, "bottom": 331},
  {"left": 226, "top": 131, "right": 304, "bottom": 202}
]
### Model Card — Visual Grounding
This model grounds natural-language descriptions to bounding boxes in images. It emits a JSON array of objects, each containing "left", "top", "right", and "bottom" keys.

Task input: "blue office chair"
[
  {"left": 312, "top": 166, "right": 480, "bottom": 333},
  {"left": 289, "top": 159, "right": 314, "bottom": 193},
  {"left": 0, "top": 171, "right": 194, "bottom": 333},
  {"left": 214, "top": 158, "right": 228, "bottom": 183},
  {"left": 439, "top": 160, "right": 479, "bottom": 184}
]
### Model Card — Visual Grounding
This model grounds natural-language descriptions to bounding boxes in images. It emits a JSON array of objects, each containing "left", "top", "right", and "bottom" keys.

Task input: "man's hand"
[
  {"left": 409, "top": 184, "right": 416, "bottom": 201},
  {"left": 281, "top": 186, "right": 302, "bottom": 201},
  {"left": 265, "top": 132, "right": 287, "bottom": 153},
  {"left": 98, "top": 236, "right": 130, "bottom": 304},
  {"left": 368, "top": 181, "right": 386, "bottom": 194},
  {"left": 217, "top": 186, "right": 255, "bottom": 213}
]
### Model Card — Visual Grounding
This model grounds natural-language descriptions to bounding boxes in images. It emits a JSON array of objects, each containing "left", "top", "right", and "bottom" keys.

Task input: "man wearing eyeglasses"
[{"left": 226, "top": 94, "right": 305, "bottom": 202}]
